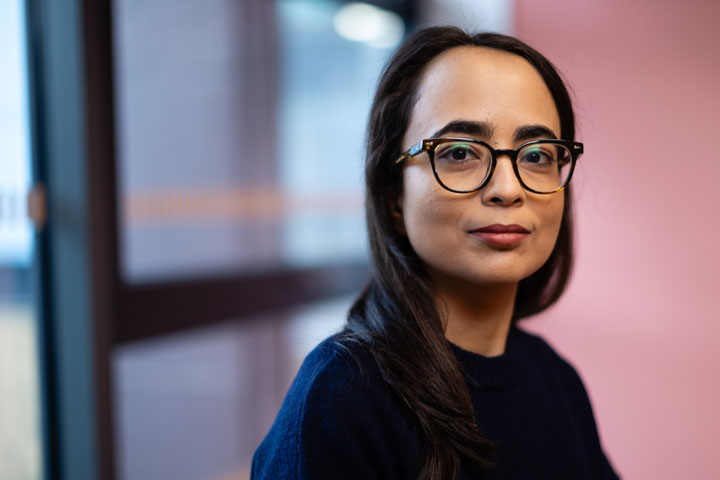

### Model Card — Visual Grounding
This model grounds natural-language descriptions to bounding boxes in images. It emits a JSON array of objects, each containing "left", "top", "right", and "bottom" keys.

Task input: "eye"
[
  {"left": 449, "top": 145, "right": 470, "bottom": 160},
  {"left": 434, "top": 141, "right": 488, "bottom": 165},
  {"left": 519, "top": 146, "right": 555, "bottom": 167}
]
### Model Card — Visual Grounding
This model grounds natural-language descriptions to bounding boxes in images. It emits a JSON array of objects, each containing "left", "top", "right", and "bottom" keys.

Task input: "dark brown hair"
[{"left": 341, "top": 26, "right": 576, "bottom": 479}]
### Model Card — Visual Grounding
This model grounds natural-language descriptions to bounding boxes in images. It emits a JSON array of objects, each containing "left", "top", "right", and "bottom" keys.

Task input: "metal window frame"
[{"left": 27, "top": 1, "right": 370, "bottom": 479}]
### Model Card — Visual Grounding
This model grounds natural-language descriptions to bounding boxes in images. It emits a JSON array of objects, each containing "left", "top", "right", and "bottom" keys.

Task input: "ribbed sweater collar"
[{"left": 448, "top": 325, "right": 521, "bottom": 390}]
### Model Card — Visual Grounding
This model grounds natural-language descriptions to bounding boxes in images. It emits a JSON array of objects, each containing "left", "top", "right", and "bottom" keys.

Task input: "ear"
[{"left": 392, "top": 193, "right": 406, "bottom": 235}]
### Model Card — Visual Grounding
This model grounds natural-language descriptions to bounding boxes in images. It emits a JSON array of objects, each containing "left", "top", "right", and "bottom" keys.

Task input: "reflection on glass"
[
  {"left": 114, "top": 295, "right": 351, "bottom": 480},
  {"left": 113, "top": 0, "right": 400, "bottom": 283},
  {"left": 277, "top": 0, "right": 400, "bottom": 266},
  {"left": 0, "top": 0, "right": 43, "bottom": 479}
]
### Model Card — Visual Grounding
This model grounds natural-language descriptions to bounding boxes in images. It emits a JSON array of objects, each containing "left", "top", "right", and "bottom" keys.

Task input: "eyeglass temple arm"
[{"left": 395, "top": 141, "right": 425, "bottom": 166}]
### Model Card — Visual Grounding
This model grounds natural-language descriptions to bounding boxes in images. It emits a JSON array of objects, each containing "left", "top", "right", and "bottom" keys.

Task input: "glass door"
[{"left": 0, "top": 0, "right": 44, "bottom": 478}]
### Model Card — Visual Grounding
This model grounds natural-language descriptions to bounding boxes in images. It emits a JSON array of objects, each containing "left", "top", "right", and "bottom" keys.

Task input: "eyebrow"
[
  {"left": 513, "top": 124, "right": 558, "bottom": 142},
  {"left": 430, "top": 120, "right": 559, "bottom": 143},
  {"left": 432, "top": 120, "right": 493, "bottom": 139}
]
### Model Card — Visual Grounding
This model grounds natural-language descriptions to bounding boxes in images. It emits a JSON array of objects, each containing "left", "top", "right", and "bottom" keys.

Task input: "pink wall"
[{"left": 515, "top": 0, "right": 720, "bottom": 478}]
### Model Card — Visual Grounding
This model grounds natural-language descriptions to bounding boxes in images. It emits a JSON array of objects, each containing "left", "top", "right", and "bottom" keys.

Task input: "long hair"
[{"left": 341, "top": 26, "right": 576, "bottom": 479}]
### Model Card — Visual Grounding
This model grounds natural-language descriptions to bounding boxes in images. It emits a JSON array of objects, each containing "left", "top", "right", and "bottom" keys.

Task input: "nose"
[{"left": 480, "top": 155, "right": 524, "bottom": 206}]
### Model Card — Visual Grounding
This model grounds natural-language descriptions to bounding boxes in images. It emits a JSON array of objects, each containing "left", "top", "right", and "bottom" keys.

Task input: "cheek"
[
  {"left": 399, "top": 167, "right": 460, "bottom": 250},
  {"left": 400, "top": 166, "right": 433, "bottom": 223},
  {"left": 535, "top": 194, "right": 565, "bottom": 259}
]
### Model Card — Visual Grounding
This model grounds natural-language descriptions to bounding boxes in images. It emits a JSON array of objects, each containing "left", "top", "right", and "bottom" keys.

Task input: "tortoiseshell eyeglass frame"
[{"left": 395, "top": 137, "right": 584, "bottom": 195}]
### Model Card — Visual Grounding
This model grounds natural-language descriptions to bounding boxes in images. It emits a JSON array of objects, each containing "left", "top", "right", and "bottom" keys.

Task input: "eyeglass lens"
[{"left": 432, "top": 141, "right": 572, "bottom": 193}]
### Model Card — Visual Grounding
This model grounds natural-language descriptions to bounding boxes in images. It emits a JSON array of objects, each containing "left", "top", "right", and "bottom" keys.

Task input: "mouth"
[{"left": 469, "top": 224, "right": 531, "bottom": 247}]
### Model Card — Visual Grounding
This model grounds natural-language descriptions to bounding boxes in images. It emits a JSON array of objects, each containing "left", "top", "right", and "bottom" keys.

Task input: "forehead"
[{"left": 405, "top": 46, "right": 561, "bottom": 143}]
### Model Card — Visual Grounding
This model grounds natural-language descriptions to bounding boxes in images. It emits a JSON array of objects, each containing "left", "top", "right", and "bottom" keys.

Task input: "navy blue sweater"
[{"left": 252, "top": 325, "right": 620, "bottom": 479}]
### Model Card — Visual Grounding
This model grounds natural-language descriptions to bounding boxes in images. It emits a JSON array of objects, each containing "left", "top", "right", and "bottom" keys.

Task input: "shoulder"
[
  {"left": 252, "top": 335, "right": 420, "bottom": 480},
  {"left": 511, "top": 327, "right": 599, "bottom": 433},
  {"left": 512, "top": 326, "right": 621, "bottom": 478},
  {"left": 259, "top": 334, "right": 385, "bottom": 438},
  {"left": 298, "top": 336, "right": 415, "bottom": 444},
  {"left": 287, "top": 335, "right": 385, "bottom": 411},
  {"left": 512, "top": 325, "right": 587, "bottom": 389},
  {"left": 290, "top": 336, "right": 392, "bottom": 429}
]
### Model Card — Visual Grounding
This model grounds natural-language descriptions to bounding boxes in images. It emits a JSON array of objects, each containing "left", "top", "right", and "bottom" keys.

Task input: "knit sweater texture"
[{"left": 252, "top": 324, "right": 620, "bottom": 479}]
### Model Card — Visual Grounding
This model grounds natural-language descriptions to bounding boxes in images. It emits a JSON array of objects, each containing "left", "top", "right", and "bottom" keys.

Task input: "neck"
[{"left": 432, "top": 275, "right": 518, "bottom": 357}]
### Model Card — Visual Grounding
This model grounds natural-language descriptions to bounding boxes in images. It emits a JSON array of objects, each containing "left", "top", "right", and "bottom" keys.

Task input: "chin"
[
  {"left": 420, "top": 245, "right": 554, "bottom": 290},
  {"left": 471, "top": 272, "right": 532, "bottom": 287},
  {"left": 467, "top": 255, "right": 549, "bottom": 285},
  {"left": 477, "top": 260, "right": 554, "bottom": 287}
]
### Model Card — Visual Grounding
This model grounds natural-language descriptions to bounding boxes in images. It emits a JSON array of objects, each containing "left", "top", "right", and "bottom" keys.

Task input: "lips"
[
  {"left": 471, "top": 224, "right": 530, "bottom": 234},
  {"left": 470, "top": 224, "right": 530, "bottom": 247}
]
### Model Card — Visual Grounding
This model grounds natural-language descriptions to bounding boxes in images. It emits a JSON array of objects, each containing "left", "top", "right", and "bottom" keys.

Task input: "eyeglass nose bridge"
[
  {"left": 479, "top": 148, "right": 523, "bottom": 189},
  {"left": 492, "top": 148, "right": 519, "bottom": 160}
]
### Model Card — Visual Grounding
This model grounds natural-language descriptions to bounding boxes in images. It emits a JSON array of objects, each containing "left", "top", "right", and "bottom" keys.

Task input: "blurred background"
[{"left": 1, "top": 0, "right": 719, "bottom": 479}]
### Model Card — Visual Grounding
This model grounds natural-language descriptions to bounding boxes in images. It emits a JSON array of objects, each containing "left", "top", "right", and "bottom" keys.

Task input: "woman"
[{"left": 252, "top": 27, "right": 620, "bottom": 480}]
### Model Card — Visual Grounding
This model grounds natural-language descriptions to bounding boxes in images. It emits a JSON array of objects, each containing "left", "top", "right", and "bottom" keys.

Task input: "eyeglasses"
[{"left": 395, "top": 137, "right": 584, "bottom": 194}]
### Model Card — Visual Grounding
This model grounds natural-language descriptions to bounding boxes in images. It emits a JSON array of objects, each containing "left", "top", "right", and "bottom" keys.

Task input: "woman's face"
[{"left": 398, "top": 46, "right": 565, "bottom": 288}]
